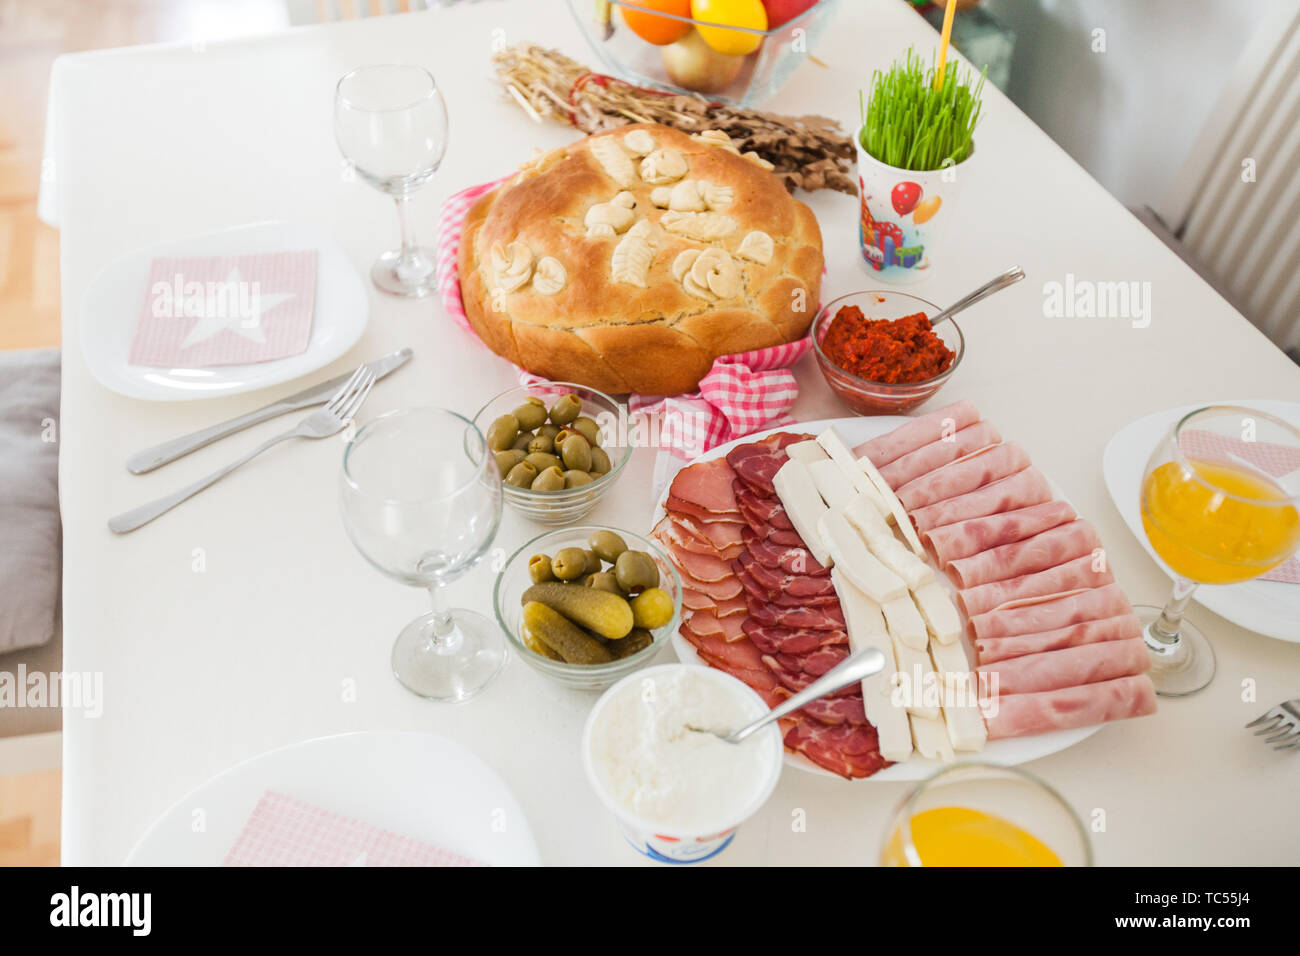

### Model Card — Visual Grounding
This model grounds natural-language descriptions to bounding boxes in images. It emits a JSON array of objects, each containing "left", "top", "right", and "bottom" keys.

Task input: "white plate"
[
  {"left": 656, "top": 417, "right": 1101, "bottom": 782},
  {"left": 124, "top": 731, "right": 541, "bottom": 866},
  {"left": 1102, "top": 400, "right": 1300, "bottom": 644},
  {"left": 80, "top": 220, "right": 368, "bottom": 401}
]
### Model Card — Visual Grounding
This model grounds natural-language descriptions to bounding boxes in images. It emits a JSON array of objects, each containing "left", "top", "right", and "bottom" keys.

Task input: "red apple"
[{"left": 762, "top": 0, "right": 818, "bottom": 28}]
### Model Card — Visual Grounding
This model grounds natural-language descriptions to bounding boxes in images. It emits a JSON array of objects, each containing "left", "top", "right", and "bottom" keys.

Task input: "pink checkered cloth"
[
  {"left": 222, "top": 791, "right": 485, "bottom": 867},
  {"left": 1180, "top": 429, "right": 1300, "bottom": 584},
  {"left": 435, "top": 178, "right": 810, "bottom": 457},
  {"left": 129, "top": 250, "right": 318, "bottom": 367}
]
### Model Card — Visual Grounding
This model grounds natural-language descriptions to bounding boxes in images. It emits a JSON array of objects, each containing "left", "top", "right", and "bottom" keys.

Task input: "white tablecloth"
[{"left": 54, "top": 0, "right": 1300, "bottom": 865}]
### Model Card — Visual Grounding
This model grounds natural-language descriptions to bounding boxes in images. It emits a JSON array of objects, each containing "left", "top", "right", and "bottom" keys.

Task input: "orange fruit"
[{"left": 621, "top": 0, "right": 693, "bottom": 46}]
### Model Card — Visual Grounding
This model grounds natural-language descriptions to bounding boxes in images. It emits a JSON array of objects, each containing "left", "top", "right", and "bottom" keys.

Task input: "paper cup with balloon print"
[{"left": 855, "top": 129, "right": 972, "bottom": 284}]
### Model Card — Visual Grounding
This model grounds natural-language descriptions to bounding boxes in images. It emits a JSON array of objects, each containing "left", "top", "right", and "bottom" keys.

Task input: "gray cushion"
[{"left": 0, "top": 349, "right": 61, "bottom": 653}]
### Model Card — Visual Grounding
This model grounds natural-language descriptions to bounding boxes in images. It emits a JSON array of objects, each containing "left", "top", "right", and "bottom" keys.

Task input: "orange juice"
[
  {"left": 883, "top": 807, "right": 1062, "bottom": 867},
  {"left": 1141, "top": 459, "right": 1300, "bottom": 584}
]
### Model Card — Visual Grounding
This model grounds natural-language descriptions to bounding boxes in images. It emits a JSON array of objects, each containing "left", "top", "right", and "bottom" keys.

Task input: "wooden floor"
[{"left": 0, "top": 0, "right": 292, "bottom": 868}]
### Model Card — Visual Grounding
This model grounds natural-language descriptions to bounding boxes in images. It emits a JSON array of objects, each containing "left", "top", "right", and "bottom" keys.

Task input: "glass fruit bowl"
[
  {"left": 567, "top": 0, "right": 839, "bottom": 106},
  {"left": 811, "top": 289, "right": 965, "bottom": 416},
  {"left": 494, "top": 526, "right": 682, "bottom": 690},
  {"left": 473, "top": 382, "right": 632, "bottom": 525}
]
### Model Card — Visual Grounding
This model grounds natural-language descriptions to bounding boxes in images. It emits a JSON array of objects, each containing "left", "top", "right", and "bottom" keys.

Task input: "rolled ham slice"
[
  {"left": 969, "top": 583, "right": 1132, "bottom": 640},
  {"left": 895, "top": 442, "right": 1031, "bottom": 511},
  {"left": 975, "top": 614, "right": 1141, "bottom": 665},
  {"left": 855, "top": 400, "right": 981, "bottom": 468},
  {"left": 877, "top": 421, "right": 1002, "bottom": 489},
  {"left": 910, "top": 467, "right": 1052, "bottom": 532},
  {"left": 947, "top": 520, "right": 1102, "bottom": 588},
  {"left": 984, "top": 674, "right": 1157, "bottom": 739},
  {"left": 978, "top": 638, "right": 1150, "bottom": 695},
  {"left": 958, "top": 553, "right": 1114, "bottom": 617},
  {"left": 924, "top": 500, "right": 1078, "bottom": 567}
]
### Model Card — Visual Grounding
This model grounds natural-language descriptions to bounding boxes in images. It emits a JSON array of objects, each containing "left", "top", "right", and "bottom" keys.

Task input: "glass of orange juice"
[
  {"left": 1138, "top": 406, "right": 1300, "bottom": 697},
  {"left": 880, "top": 763, "right": 1091, "bottom": 867}
]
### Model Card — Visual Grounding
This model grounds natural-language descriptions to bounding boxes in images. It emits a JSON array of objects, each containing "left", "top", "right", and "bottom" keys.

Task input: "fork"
[
  {"left": 1246, "top": 700, "right": 1300, "bottom": 751},
  {"left": 108, "top": 367, "right": 375, "bottom": 534}
]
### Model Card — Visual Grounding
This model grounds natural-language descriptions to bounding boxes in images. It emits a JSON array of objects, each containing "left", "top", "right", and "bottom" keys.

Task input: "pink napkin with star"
[
  {"left": 1181, "top": 428, "right": 1300, "bottom": 584},
  {"left": 222, "top": 791, "right": 485, "bottom": 867},
  {"left": 128, "top": 250, "right": 318, "bottom": 367},
  {"left": 435, "top": 178, "right": 810, "bottom": 458}
]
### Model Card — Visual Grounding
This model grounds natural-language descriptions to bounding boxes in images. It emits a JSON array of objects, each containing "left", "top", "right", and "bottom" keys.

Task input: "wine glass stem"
[
  {"left": 1149, "top": 576, "right": 1198, "bottom": 645},
  {"left": 393, "top": 195, "right": 421, "bottom": 265},
  {"left": 426, "top": 584, "right": 457, "bottom": 647}
]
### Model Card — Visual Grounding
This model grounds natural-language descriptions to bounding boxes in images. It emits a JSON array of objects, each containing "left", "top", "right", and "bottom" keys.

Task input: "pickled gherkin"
[{"left": 522, "top": 602, "right": 612, "bottom": 665}]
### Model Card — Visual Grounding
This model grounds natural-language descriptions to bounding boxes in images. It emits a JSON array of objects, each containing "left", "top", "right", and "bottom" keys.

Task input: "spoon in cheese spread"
[{"left": 689, "top": 646, "right": 887, "bottom": 744}]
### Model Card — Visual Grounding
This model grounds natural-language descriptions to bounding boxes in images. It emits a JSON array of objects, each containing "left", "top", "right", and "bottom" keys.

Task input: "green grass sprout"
[{"left": 860, "top": 49, "right": 985, "bottom": 172}]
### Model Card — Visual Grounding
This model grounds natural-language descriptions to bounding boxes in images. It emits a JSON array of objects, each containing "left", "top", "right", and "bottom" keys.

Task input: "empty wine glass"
[
  {"left": 334, "top": 64, "right": 448, "bottom": 298},
  {"left": 341, "top": 407, "right": 505, "bottom": 701}
]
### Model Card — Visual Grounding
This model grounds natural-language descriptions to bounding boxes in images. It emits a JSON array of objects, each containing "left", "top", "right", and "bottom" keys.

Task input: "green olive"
[
  {"left": 504, "top": 461, "right": 538, "bottom": 488},
  {"left": 630, "top": 587, "right": 674, "bottom": 629},
  {"left": 563, "top": 470, "right": 594, "bottom": 489},
  {"left": 513, "top": 399, "right": 548, "bottom": 431},
  {"left": 551, "top": 548, "right": 588, "bottom": 581},
  {"left": 531, "top": 466, "right": 566, "bottom": 492},
  {"left": 486, "top": 414, "right": 520, "bottom": 452},
  {"left": 527, "top": 554, "right": 554, "bottom": 584},
  {"left": 494, "top": 449, "right": 526, "bottom": 477},
  {"left": 536, "top": 422, "right": 560, "bottom": 440},
  {"left": 586, "top": 571, "right": 625, "bottom": 595},
  {"left": 589, "top": 530, "right": 628, "bottom": 563},
  {"left": 583, "top": 550, "right": 603, "bottom": 574},
  {"left": 589, "top": 446, "right": 612, "bottom": 476},
  {"left": 615, "top": 550, "right": 659, "bottom": 593},
  {"left": 549, "top": 393, "right": 582, "bottom": 426},
  {"left": 559, "top": 433, "right": 593, "bottom": 472},
  {"left": 572, "top": 416, "right": 601, "bottom": 447},
  {"left": 524, "top": 452, "right": 562, "bottom": 473},
  {"left": 511, "top": 432, "right": 535, "bottom": 452},
  {"left": 527, "top": 433, "right": 554, "bottom": 455}
]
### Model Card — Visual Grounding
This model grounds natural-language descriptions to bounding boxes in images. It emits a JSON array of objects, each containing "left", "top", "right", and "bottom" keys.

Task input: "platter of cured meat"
[{"left": 651, "top": 401, "right": 1158, "bottom": 781}]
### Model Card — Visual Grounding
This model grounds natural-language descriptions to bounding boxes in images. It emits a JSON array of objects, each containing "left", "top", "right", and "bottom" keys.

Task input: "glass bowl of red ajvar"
[{"left": 811, "top": 290, "right": 964, "bottom": 415}]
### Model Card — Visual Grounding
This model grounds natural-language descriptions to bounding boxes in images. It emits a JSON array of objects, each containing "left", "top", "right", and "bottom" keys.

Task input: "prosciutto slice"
[
  {"left": 683, "top": 610, "right": 747, "bottom": 643},
  {"left": 910, "top": 467, "right": 1053, "bottom": 532},
  {"left": 978, "top": 638, "right": 1150, "bottom": 695},
  {"left": 946, "top": 520, "right": 1102, "bottom": 588},
  {"left": 877, "top": 421, "right": 1003, "bottom": 489},
  {"left": 895, "top": 442, "right": 1031, "bottom": 511},
  {"left": 668, "top": 457, "right": 738, "bottom": 512},
  {"left": 744, "top": 534, "right": 829, "bottom": 576},
  {"left": 855, "top": 399, "right": 981, "bottom": 467},
  {"left": 984, "top": 675, "right": 1157, "bottom": 739},
  {"left": 975, "top": 614, "right": 1142, "bottom": 665},
  {"left": 665, "top": 495, "right": 746, "bottom": 525},
  {"left": 924, "top": 500, "right": 1078, "bottom": 566},
  {"left": 746, "top": 624, "right": 848, "bottom": 656},
  {"left": 783, "top": 720, "right": 888, "bottom": 778},
  {"left": 958, "top": 553, "right": 1115, "bottom": 618}
]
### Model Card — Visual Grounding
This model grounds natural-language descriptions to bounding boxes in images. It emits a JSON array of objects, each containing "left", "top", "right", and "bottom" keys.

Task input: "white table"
[{"left": 54, "top": 0, "right": 1300, "bottom": 866}]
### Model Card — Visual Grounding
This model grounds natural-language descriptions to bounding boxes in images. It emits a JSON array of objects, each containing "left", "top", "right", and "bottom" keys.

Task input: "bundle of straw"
[{"left": 492, "top": 43, "right": 856, "bottom": 195}]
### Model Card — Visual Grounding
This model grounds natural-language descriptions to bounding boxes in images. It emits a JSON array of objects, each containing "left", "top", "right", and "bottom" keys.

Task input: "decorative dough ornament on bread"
[{"left": 458, "top": 122, "right": 824, "bottom": 395}]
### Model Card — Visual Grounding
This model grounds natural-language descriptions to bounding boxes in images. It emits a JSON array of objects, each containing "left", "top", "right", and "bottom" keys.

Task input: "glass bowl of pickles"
[
  {"left": 473, "top": 383, "right": 632, "bottom": 525},
  {"left": 494, "top": 526, "right": 682, "bottom": 690}
]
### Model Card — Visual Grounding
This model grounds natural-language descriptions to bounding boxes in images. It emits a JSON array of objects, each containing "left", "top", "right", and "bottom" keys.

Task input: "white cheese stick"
[
  {"left": 913, "top": 581, "right": 963, "bottom": 644},
  {"left": 911, "top": 714, "right": 956, "bottom": 763},
  {"left": 807, "top": 458, "right": 858, "bottom": 511},
  {"left": 844, "top": 491, "right": 892, "bottom": 538},
  {"left": 881, "top": 594, "right": 928, "bottom": 651},
  {"left": 816, "top": 428, "right": 886, "bottom": 512},
  {"left": 772, "top": 460, "right": 832, "bottom": 567},
  {"left": 893, "top": 640, "right": 940, "bottom": 719},
  {"left": 856, "top": 456, "right": 926, "bottom": 557},
  {"left": 818, "top": 510, "right": 905, "bottom": 603},
  {"left": 785, "top": 439, "right": 828, "bottom": 464},
  {"left": 928, "top": 639, "right": 988, "bottom": 752},
  {"left": 868, "top": 531, "right": 934, "bottom": 590},
  {"left": 831, "top": 568, "right": 912, "bottom": 763}
]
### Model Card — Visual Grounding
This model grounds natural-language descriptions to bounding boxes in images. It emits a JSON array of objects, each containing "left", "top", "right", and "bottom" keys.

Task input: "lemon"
[{"left": 690, "top": 0, "right": 767, "bottom": 56}]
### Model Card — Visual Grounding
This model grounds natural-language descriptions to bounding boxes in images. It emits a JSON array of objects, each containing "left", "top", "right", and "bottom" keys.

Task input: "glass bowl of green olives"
[
  {"left": 493, "top": 526, "right": 682, "bottom": 690},
  {"left": 473, "top": 383, "right": 632, "bottom": 525}
]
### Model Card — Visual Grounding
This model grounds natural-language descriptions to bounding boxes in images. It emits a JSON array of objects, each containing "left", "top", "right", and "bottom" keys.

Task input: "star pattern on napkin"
[{"left": 179, "top": 266, "right": 297, "bottom": 348}]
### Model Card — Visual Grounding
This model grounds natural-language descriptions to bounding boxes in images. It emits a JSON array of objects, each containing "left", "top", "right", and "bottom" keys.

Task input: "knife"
[{"left": 125, "top": 348, "right": 413, "bottom": 474}]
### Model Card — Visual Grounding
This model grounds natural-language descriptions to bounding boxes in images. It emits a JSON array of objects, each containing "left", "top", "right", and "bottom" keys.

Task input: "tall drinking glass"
[
  {"left": 341, "top": 407, "right": 505, "bottom": 702},
  {"left": 334, "top": 64, "right": 447, "bottom": 298},
  {"left": 1137, "top": 405, "right": 1300, "bottom": 696}
]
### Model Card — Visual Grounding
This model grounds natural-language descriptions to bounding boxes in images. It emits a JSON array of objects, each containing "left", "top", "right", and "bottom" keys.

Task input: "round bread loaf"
[{"left": 458, "top": 123, "right": 824, "bottom": 396}]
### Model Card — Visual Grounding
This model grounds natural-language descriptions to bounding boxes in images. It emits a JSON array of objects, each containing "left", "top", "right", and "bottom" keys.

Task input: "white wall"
[{"left": 982, "top": 0, "right": 1293, "bottom": 208}]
